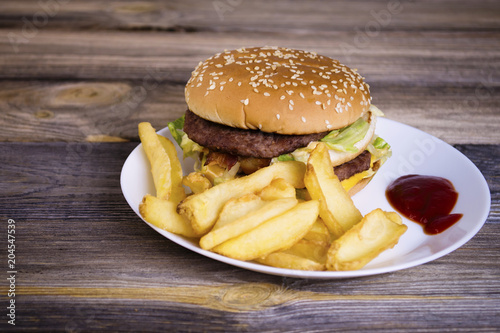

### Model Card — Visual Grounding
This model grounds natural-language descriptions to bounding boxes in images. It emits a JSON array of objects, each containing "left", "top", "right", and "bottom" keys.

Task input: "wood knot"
[
  {"left": 219, "top": 283, "right": 277, "bottom": 311},
  {"left": 34, "top": 110, "right": 54, "bottom": 119},
  {"left": 50, "top": 83, "right": 131, "bottom": 108}
]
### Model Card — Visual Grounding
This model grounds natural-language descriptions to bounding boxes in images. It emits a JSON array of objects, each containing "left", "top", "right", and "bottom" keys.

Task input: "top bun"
[{"left": 185, "top": 46, "right": 371, "bottom": 135}]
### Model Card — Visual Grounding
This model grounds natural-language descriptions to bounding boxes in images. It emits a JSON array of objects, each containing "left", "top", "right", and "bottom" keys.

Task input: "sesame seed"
[
  {"left": 276, "top": 114, "right": 281, "bottom": 119},
  {"left": 315, "top": 101, "right": 321, "bottom": 105},
  {"left": 241, "top": 98, "right": 249, "bottom": 105},
  {"left": 301, "top": 117, "right": 306, "bottom": 122},
  {"left": 289, "top": 104, "right": 293, "bottom": 111},
  {"left": 264, "top": 92, "right": 270, "bottom": 97},
  {"left": 220, "top": 86, "right": 224, "bottom": 91},
  {"left": 289, "top": 100, "right": 294, "bottom": 105},
  {"left": 299, "top": 92, "right": 305, "bottom": 99},
  {"left": 280, "top": 95, "right": 286, "bottom": 100}
]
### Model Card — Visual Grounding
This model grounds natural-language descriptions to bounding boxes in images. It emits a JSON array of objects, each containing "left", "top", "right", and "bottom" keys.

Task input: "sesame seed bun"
[{"left": 185, "top": 46, "right": 371, "bottom": 135}]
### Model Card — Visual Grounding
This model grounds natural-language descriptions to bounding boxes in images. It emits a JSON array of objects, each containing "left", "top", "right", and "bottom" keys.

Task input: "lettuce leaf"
[
  {"left": 320, "top": 117, "right": 370, "bottom": 153},
  {"left": 167, "top": 115, "right": 205, "bottom": 158}
]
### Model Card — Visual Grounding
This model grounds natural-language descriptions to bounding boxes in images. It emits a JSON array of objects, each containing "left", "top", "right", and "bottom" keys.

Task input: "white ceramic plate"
[{"left": 121, "top": 118, "right": 491, "bottom": 279}]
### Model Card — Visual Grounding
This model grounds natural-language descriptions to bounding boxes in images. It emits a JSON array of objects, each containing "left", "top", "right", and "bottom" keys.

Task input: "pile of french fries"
[{"left": 138, "top": 122, "right": 407, "bottom": 271}]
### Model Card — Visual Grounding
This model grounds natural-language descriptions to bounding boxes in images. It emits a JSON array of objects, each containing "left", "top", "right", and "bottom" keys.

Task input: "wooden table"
[{"left": 1, "top": 0, "right": 499, "bottom": 331}]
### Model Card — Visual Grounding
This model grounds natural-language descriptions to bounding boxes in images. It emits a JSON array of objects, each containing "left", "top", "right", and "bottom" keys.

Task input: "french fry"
[
  {"left": 302, "top": 218, "right": 332, "bottom": 246},
  {"left": 286, "top": 239, "right": 329, "bottom": 263},
  {"left": 183, "top": 172, "right": 212, "bottom": 194},
  {"left": 138, "top": 122, "right": 171, "bottom": 200},
  {"left": 178, "top": 161, "right": 306, "bottom": 235},
  {"left": 326, "top": 209, "right": 407, "bottom": 271},
  {"left": 138, "top": 122, "right": 186, "bottom": 203},
  {"left": 200, "top": 198, "right": 298, "bottom": 250},
  {"left": 256, "top": 252, "right": 325, "bottom": 271},
  {"left": 139, "top": 194, "right": 198, "bottom": 238},
  {"left": 257, "top": 237, "right": 329, "bottom": 270},
  {"left": 257, "top": 178, "right": 296, "bottom": 201},
  {"left": 304, "top": 142, "right": 362, "bottom": 238},
  {"left": 212, "top": 194, "right": 265, "bottom": 230},
  {"left": 212, "top": 200, "right": 319, "bottom": 261},
  {"left": 157, "top": 134, "right": 186, "bottom": 204}
]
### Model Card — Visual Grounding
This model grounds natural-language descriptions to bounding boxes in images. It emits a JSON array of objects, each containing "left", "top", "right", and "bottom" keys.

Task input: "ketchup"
[{"left": 386, "top": 175, "right": 463, "bottom": 234}]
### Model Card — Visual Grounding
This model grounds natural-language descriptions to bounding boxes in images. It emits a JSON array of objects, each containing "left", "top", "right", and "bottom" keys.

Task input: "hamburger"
[{"left": 169, "top": 46, "right": 391, "bottom": 196}]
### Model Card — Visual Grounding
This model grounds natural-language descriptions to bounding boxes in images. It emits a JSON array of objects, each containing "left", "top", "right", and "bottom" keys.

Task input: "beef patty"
[
  {"left": 183, "top": 110, "right": 328, "bottom": 158},
  {"left": 183, "top": 110, "right": 372, "bottom": 181},
  {"left": 334, "top": 150, "right": 371, "bottom": 181}
]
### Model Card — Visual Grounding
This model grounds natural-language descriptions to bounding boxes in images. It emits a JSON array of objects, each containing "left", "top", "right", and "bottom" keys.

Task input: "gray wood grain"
[
  {"left": 0, "top": 79, "right": 499, "bottom": 145},
  {"left": 0, "top": 142, "right": 499, "bottom": 332}
]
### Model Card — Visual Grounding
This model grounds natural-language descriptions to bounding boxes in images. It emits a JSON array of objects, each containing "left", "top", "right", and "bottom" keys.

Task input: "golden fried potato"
[
  {"left": 285, "top": 239, "right": 329, "bottom": 264},
  {"left": 139, "top": 194, "right": 198, "bottom": 238},
  {"left": 138, "top": 122, "right": 172, "bottom": 200},
  {"left": 200, "top": 198, "right": 298, "bottom": 250},
  {"left": 302, "top": 218, "right": 332, "bottom": 246},
  {"left": 257, "top": 178, "right": 297, "bottom": 201},
  {"left": 304, "top": 142, "right": 362, "bottom": 238},
  {"left": 256, "top": 252, "right": 325, "bottom": 271},
  {"left": 183, "top": 172, "right": 212, "bottom": 194},
  {"left": 212, "top": 194, "right": 265, "bottom": 230},
  {"left": 258, "top": 238, "right": 329, "bottom": 270},
  {"left": 178, "top": 161, "right": 306, "bottom": 235},
  {"left": 138, "top": 122, "right": 186, "bottom": 203},
  {"left": 157, "top": 134, "right": 186, "bottom": 204},
  {"left": 212, "top": 200, "right": 319, "bottom": 261},
  {"left": 326, "top": 209, "right": 407, "bottom": 271}
]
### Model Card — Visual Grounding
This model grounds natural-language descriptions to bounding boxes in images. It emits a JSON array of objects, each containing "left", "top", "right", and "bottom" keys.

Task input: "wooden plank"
[
  {"left": 1, "top": 29, "right": 499, "bottom": 84},
  {"left": 1, "top": 141, "right": 499, "bottom": 331},
  {"left": 1, "top": 80, "right": 499, "bottom": 145},
  {"left": 11, "top": 295, "right": 500, "bottom": 332},
  {"left": 1, "top": 0, "right": 499, "bottom": 33}
]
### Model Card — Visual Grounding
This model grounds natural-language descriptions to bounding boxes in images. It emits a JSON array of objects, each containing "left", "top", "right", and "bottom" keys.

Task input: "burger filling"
[{"left": 168, "top": 105, "right": 391, "bottom": 188}]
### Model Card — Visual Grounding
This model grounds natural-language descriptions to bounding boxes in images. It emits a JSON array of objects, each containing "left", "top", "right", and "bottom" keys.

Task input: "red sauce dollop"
[{"left": 386, "top": 175, "right": 463, "bottom": 234}]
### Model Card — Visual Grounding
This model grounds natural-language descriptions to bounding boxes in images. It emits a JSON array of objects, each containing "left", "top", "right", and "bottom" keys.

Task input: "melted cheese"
[{"left": 341, "top": 170, "right": 371, "bottom": 192}]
